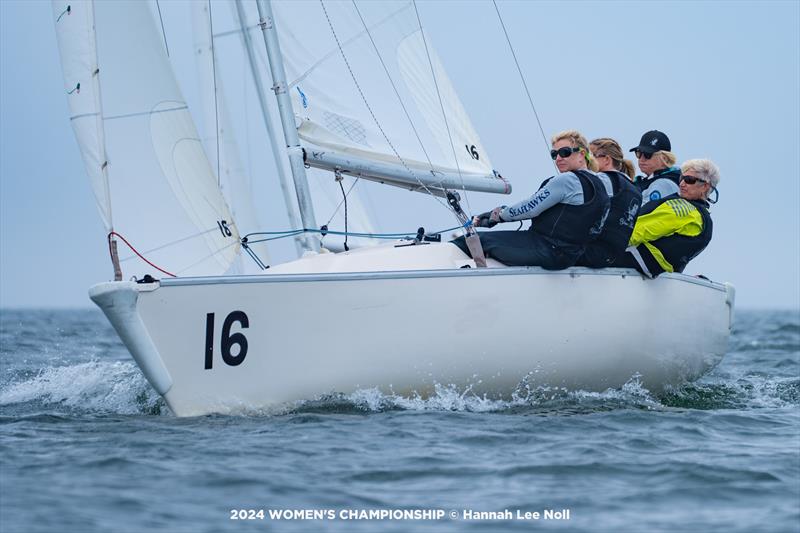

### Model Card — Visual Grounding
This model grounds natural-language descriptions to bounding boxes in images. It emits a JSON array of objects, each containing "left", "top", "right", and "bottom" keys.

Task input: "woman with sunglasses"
[
  {"left": 576, "top": 138, "right": 643, "bottom": 268},
  {"left": 629, "top": 130, "right": 682, "bottom": 205},
  {"left": 452, "top": 130, "right": 609, "bottom": 269},
  {"left": 619, "top": 159, "right": 720, "bottom": 277}
]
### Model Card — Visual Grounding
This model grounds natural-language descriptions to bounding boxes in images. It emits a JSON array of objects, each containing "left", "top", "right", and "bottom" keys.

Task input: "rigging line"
[
  {"left": 56, "top": 5, "right": 70, "bottom": 23},
  {"left": 325, "top": 175, "right": 361, "bottom": 226},
  {"left": 109, "top": 231, "right": 176, "bottom": 277},
  {"left": 174, "top": 239, "right": 240, "bottom": 276},
  {"left": 412, "top": 0, "right": 471, "bottom": 214},
  {"left": 155, "top": 0, "right": 170, "bottom": 58},
  {"left": 118, "top": 227, "right": 219, "bottom": 260},
  {"left": 338, "top": 179, "right": 349, "bottom": 251},
  {"left": 290, "top": 2, "right": 411, "bottom": 89},
  {"left": 318, "top": 0, "right": 452, "bottom": 216},
  {"left": 492, "top": 0, "right": 552, "bottom": 166},
  {"left": 246, "top": 231, "right": 305, "bottom": 245},
  {"left": 103, "top": 105, "right": 188, "bottom": 121},
  {"left": 244, "top": 224, "right": 464, "bottom": 240},
  {"left": 212, "top": 24, "right": 259, "bottom": 40},
  {"left": 208, "top": 0, "right": 221, "bottom": 187},
  {"left": 351, "top": 0, "right": 434, "bottom": 170},
  {"left": 410, "top": 6, "right": 469, "bottom": 202},
  {"left": 242, "top": 243, "right": 268, "bottom": 270}
]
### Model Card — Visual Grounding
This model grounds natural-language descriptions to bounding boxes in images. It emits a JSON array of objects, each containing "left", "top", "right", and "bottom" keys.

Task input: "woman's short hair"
[
  {"left": 590, "top": 137, "right": 636, "bottom": 179},
  {"left": 681, "top": 159, "right": 721, "bottom": 193},
  {"left": 551, "top": 129, "right": 598, "bottom": 171},
  {"left": 655, "top": 150, "right": 677, "bottom": 167}
]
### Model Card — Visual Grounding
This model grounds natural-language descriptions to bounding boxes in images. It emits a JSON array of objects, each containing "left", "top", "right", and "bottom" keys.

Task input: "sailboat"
[{"left": 53, "top": 0, "right": 735, "bottom": 417}]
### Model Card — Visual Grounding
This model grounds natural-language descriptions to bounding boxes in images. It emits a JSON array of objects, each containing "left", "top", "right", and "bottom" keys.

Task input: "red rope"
[{"left": 108, "top": 231, "right": 177, "bottom": 278}]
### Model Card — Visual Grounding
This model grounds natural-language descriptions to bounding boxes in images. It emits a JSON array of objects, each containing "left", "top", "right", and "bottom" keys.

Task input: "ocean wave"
[
  {"left": 0, "top": 360, "right": 164, "bottom": 415},
  {"left": 287, "top": 373, "right": 800, "bottom": 416},
  {"left": 1, "top": 363, "right": 795, "bottom": 419},
  {"left": 286, "top": 377, "right": 663, "bottom": 416},
  {"left": 660, "top": 376, "right": 799, "bottom": 410}
]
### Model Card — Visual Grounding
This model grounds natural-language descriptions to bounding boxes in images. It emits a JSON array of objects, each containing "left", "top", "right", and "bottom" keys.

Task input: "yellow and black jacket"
[{"left": 627, "top": 194, "right": 712, "bottom": 275}]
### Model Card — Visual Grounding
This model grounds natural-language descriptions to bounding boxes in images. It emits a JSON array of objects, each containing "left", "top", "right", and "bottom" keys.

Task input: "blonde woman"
[
  {"left": 452, "top": 130, "right": 609, "bottom": 269},
  {"left": 590, "top": 138, "right": 635, "bottom": 180},
  {"left": 629, "top": 130, "right": 681, "bottom": 205},
  {"left": 620, "top": 159, "right": 720, "bottom": 277},
  {"left": 577, "top": 138, "right": 643, "bottom": 268}
]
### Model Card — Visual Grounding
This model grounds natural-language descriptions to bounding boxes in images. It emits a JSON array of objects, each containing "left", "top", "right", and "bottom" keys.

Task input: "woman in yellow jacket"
[{"left": 620, "top": 159, "right": 720, "bottom": 277}]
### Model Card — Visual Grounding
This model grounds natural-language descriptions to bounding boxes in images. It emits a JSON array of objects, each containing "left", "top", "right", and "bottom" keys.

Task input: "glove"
[
  {"left": 490, "top": 207, "right": 505, "bottom": 223},
  {"left": 473, "top": 211, "right": 497, "bottom": 228},
  {"left": 473, "top": 207, "right": 506, "bottom": 228}
]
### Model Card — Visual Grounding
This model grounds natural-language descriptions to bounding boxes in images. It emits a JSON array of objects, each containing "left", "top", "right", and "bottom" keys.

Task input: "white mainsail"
[
  {"left": 53, "top": 0, "right": 240, "bottom": 278},
  {"left": 271, "top": 0, "right": 506, "bottom": 193}
]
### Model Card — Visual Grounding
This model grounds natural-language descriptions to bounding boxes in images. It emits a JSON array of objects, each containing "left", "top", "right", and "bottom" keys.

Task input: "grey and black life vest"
[
  {"left": 579, "top": 171, "right": 642, "bottom": 267},
  {"left": 530, "top": 170, "right": 610, "bottom": 245},
  {"left": 633, "top": 193, "right": 713, "bottom": 275},
  {"left": 634, "top": 166, "right": 681, "bottom": 193}
]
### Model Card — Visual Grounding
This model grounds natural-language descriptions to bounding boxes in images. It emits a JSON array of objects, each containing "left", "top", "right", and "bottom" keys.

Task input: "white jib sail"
[
  {"left": 271, "top": 0, "right": 503, "bottom": 191},
  {"left": 53, "top": 0, "right": 240, "bottom": 278},
  {"left": 51, "top": 1, "right": 112, "bottom": 231},
  {"left": 191, "top": 1, "right": 270, "bottom": 272}
]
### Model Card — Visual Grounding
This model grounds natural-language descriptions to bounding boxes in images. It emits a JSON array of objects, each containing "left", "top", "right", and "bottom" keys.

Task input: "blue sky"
[{"left": 1, "top": 0, "right": 799, "bottom": 309}]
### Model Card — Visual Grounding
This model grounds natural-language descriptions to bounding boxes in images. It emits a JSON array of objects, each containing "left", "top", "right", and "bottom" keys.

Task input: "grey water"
[{"left": 0, "top": 309, "right": 798, "bottom": 533}]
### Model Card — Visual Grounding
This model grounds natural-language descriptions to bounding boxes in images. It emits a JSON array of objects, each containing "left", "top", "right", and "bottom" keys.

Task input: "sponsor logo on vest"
[
  {"left": 590, "top": 207, "right": 609, "bottom": 235},
  {"left": 620, "top": 199, "right": 639, "bottom": 228}
]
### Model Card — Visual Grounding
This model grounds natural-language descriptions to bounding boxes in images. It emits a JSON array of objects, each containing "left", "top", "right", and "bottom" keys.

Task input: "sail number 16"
[{"left": 204, "top": 311, "right": 249, "bottom": 369}]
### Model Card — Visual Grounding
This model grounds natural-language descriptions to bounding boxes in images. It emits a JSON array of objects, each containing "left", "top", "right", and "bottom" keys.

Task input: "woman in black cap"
[{"left": 629, "top": 130, "right": 681, "bottom": 205}]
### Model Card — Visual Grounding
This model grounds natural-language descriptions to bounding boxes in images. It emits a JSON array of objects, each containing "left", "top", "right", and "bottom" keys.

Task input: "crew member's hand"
[
  {"left": 490, "top": 207, "right": 504, "bottom": 223},
  {"left": 473, "top": 211, "right": 498, "bottom": 228}
]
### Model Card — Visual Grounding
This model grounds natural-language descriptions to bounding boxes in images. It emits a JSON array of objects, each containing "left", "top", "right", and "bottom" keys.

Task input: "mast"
[
  {"left": 233, "top": 0, "right": 304, "bottom": 256},
  {"left": 255, "top": 0, "right": 319, "bottom": 252}
]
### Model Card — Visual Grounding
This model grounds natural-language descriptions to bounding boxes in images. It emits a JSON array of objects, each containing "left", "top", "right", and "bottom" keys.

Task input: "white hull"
[{"left": 89, "top": 243, "right": 735, "bottom": 417}]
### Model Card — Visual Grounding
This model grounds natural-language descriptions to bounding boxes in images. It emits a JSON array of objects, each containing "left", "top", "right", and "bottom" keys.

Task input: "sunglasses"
[
  {"left": 634, "top": 150, "right": 654, "bottom": 160},
  {"left": 550, "top": 147, "right": 581, "bottom": 160},
  {"left": 681, "top": 175, "right": 707, "bottom": 185}
]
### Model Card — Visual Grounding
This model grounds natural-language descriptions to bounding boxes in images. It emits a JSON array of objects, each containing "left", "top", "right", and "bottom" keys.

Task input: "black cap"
[{"left": 629, "top": 130, "right": 671, "bottom": 155}]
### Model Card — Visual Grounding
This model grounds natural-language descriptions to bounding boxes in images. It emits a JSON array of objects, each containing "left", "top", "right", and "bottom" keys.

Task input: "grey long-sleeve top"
[{"left": 498, "top": 171, "right": 601, "bottom": 222}]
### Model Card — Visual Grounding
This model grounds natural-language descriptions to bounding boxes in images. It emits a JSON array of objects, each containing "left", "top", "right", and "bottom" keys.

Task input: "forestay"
[{"left": 53, "top": 0, "right": 240, "bottom": 278}]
